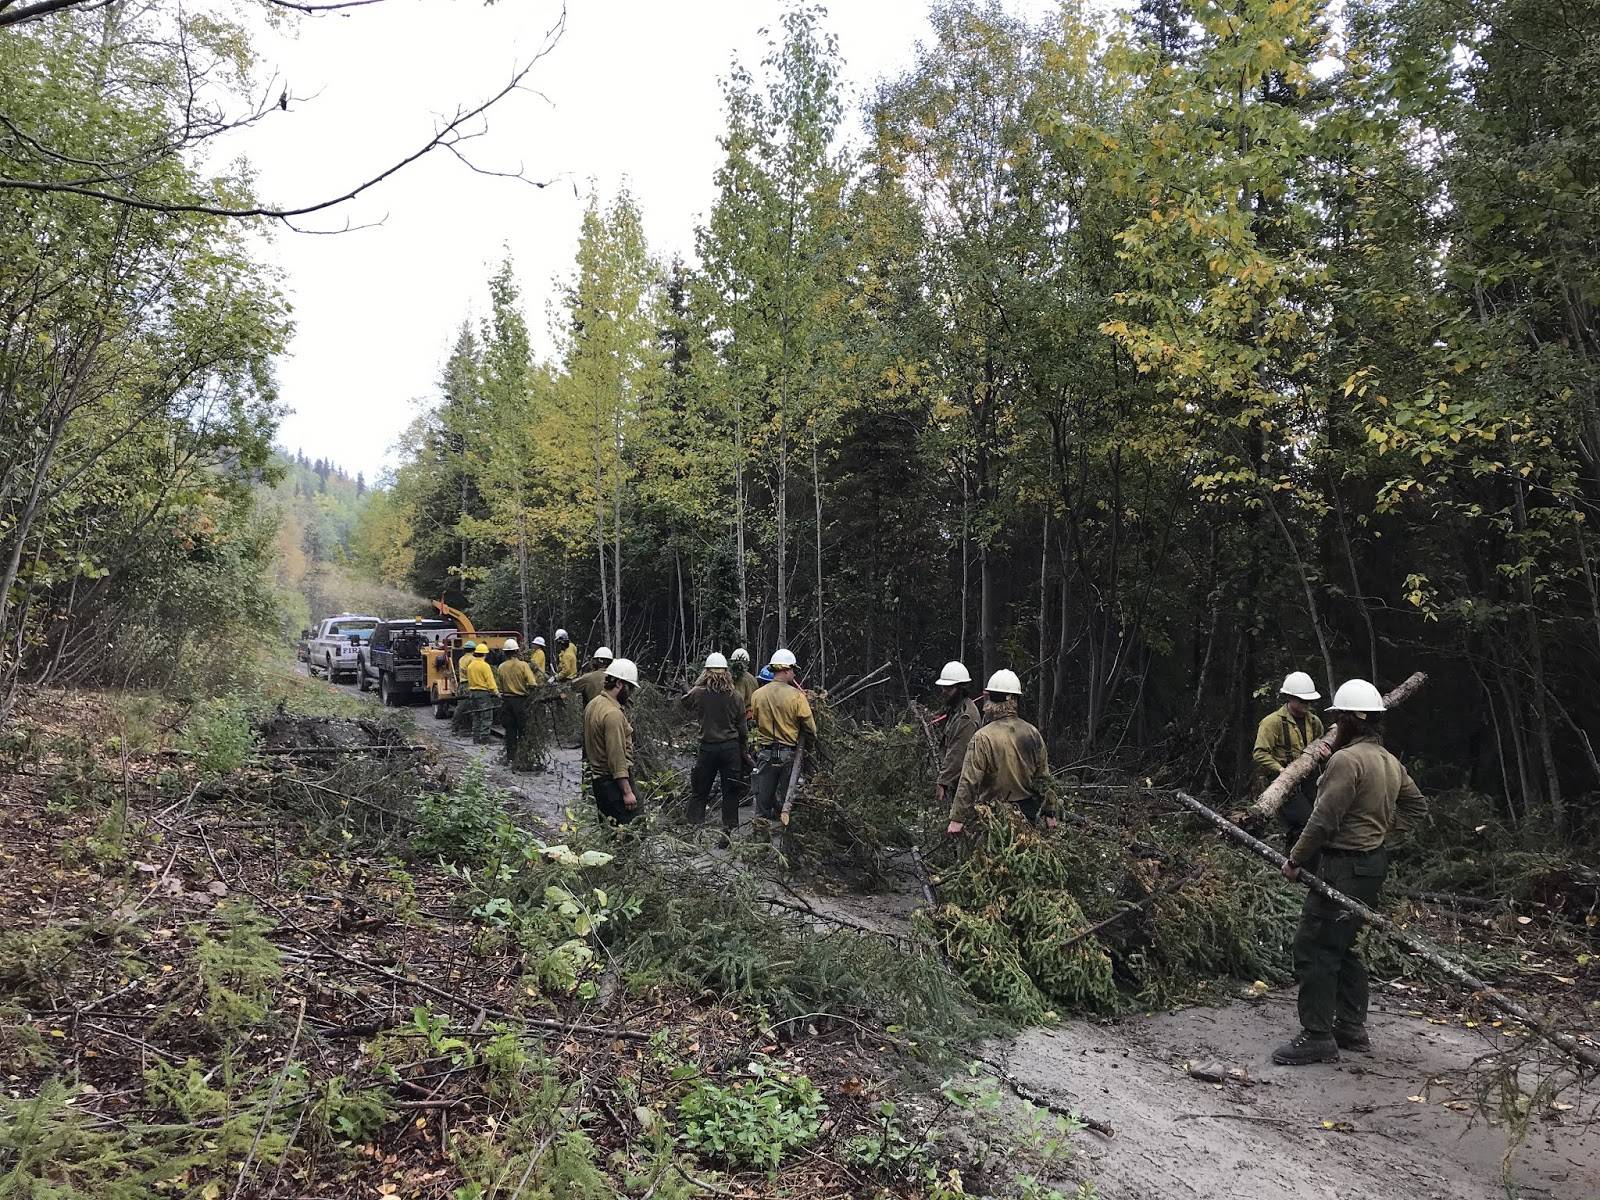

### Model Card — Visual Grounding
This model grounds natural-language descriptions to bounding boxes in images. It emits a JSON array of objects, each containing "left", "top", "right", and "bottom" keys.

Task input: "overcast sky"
[{"left": 244, "top": 0, "right": 1065, "bottom": 481}]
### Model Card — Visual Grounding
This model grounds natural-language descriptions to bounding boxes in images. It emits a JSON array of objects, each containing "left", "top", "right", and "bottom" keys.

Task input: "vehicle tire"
[
  {"left": 431, "top": 689, "right": 450, "bottom": 720},
  {"left": 357, "top": 658, "right": 373, "bottom": 692},
  {"left": 380, "top": 673, "right": 397, "bottom": 707}
]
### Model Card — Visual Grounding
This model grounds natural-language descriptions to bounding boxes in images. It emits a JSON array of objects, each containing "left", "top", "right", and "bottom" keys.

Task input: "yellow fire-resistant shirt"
[
  {"left": 530, "top": 647, "right": 547, "bottom": 678},
  {"left": 496, "top": 657, "right": 536, "bottom": 697},
  {"left": 948, "top": 715, "right": 1049, "bottom": 825},
  {"left": 557, "top": 643, "right": 578, "bottom": 681},
  {"left": 461, "top": 654, "right": 499, "bottom": 694},
  {"left": 583, "top": 692, "right": 633, "bottom": 780},
  {"left": 1291, "top": 734, "right": 1428, "bottom": 865},
  {"left": 751, "top": 680, "right": 817, "bottom": 748},
  {"left": 1252, "top": 703, "right": 1325, "bottom": 783}
]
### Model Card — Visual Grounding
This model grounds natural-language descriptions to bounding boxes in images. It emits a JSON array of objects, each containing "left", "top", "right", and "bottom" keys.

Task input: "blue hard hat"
[{"left": 758, "top": 665, "right": 775, "bottom": 682}]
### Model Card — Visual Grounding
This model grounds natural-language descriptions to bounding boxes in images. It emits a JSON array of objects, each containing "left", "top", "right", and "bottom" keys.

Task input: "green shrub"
[
  {"left": 412, "top": 762, "right": 510, "bottom": 864},
  {"left": 180, "top": 695, "right": 256, "bottom": 779},
  {"left": 678, "top": 1056, "right": 826, "bottom": 1169}
]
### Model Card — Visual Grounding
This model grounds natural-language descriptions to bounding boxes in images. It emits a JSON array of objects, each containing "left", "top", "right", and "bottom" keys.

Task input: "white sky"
[{"left": 245, "top": 0, "right": 1063, "bottom": 481}]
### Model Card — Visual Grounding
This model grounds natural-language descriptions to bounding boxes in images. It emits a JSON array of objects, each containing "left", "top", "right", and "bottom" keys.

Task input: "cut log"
[
  {"left": 1171, "top": 789, "right": 1600, "bottom": 1074},
  {"left": 778, "top": 744, "right": 807, "bottom": 826},
  {"left": 1251, "top": 672, "right": 1427, "bottom": 820}
]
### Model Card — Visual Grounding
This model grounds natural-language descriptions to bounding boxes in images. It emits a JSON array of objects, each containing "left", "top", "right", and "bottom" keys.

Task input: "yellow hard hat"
[{"left": 474, "top": 643, "right": 489, "bottom": 656}]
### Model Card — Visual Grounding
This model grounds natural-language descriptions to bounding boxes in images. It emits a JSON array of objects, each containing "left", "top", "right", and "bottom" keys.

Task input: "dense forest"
[
  {"left": 355, "top": 0, "right": 1600, "bottom": 835},
  {"left": 2, "top": 0, "right": 1598, "bottom": 837}
]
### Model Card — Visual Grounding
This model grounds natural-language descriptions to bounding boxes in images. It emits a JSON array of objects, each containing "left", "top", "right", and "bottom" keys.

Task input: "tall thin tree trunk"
[
  {"left": 517, "top": 512, "right": 531, "bottom": 643},
  {"left": 592, "top": 420, "right": 611, "bottom": 646},
  {"left": 776, "top": 396, "right": 788, "bottom": 648},
  {"left": 811, "top": 435, "right": 825, "bottom": 686},
  {"left": 959, "top": 465, "right": 969, "bottom": 664},
  {"left": 1263, "top": 491, "right": 1335, "bottom": 695},
  {"left": 734, "top": 392, "right": 749, "bottom": 649},
  {"left": 1513, "top": 479, "right": 1563, "bottom": 831},
  {"left": 1037, "top": 508, "right": 1049, "bottom": 719},
  {"left": 675, "top": 545, "right": 688, "bottom": 666}
]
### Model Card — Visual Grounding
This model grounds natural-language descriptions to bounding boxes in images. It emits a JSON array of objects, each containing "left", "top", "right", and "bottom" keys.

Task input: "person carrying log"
[
  {"left": 1252, "top": 671, "right": 1325, "bottom": 851},
  {"left": 1273, "top": 678, "right": 1428, "bottom": 1066}
]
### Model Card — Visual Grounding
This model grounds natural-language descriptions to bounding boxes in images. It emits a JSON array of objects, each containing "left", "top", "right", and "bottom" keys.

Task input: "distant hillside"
[{"left": 259, "top": 451, "right": 427, "bottom": 633}]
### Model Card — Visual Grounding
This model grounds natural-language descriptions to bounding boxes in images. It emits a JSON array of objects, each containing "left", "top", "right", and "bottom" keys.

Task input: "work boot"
[
  {"left": 1271, "top": 1031, "right": 1340, "bottom": 1066},
  {"left": 1332, "top": 1023, "right": 1371, "bottom": 1053}
]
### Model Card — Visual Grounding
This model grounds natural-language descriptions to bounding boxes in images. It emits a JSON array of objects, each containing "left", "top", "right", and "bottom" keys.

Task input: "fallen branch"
[
  {"left": 1171, "top": 790, "right": 1600, "bottom": 1074},
  {"left": 976, "top": 1057, "right": 1115, "bottom": 1138},
  {"left": 1251, "top": 672, "right": 1427, "bottom": 820},
  {"left": 779, "top": 745, "right": 807, "bottom": 827}
]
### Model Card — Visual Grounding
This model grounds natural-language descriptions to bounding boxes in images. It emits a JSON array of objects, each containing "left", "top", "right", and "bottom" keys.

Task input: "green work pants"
[
  {"left": 501, "top": 694, "right": 529, "bottom": 764},
  {"left": 1293, "top": 847, "right": 1387, "bottom": 1035},
  {"left": 466, "top": 689, "right": 497, "bottom": 742}
]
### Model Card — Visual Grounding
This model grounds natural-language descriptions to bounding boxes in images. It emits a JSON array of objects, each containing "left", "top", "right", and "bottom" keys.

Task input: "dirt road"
[{"left": 316, "top": 669, "right": 1600, "bottom": 1199}]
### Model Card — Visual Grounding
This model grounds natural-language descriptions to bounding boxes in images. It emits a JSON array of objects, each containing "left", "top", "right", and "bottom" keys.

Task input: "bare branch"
[
  {"left": 1, "top": 3, "right": 568, "bottom": 228},
  {"left": 0, "top": 0, "right": 380, "bottom": 27}
]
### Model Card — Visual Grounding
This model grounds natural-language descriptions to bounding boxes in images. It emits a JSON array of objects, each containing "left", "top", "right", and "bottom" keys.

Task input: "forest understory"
[{"left": 3, "top": 668, "right": 1595, "bottom": 1200}]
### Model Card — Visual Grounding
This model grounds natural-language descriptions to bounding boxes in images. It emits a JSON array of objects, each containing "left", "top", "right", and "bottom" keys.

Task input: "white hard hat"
[
  {"left": 985, "top": 668, "right": 1023, "bottom": 696},
  {"left": 1330, "top": 678, "right": 1385, "bottom": 714},
  {"left": 533, "top": 636, "right": 546, "bottom": 647},
  {"left": 595, "top": 646, "right": 614, "bottom": 661},
  {"left": 770, "top": 648, "right": 797, "bottom": 669},
  {"left": 936, "top": 660, "right": 972, "bottom": 687},
  {"left": 605, "top": 657, "right": 639, "bottom": 686},
  {"left": 705, "top": 652, "right": 729, "bottom": 670},
  {"left": 555, "top": 628, "right": 568, "bottom": 640},
  {"left": 1280, "top": 671, "right": 1320, "bottom": 701},
  {"left": 730, "top": 647, "right": 750, "bottom": 662},
  {"left": 503, "top": 638, "right": 520, "bottom": 651}
]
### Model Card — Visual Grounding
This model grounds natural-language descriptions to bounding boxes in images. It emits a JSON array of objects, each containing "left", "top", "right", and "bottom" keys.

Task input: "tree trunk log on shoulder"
[{"left": 1250, "top": 672, "right": 1428, "bottom": 820}]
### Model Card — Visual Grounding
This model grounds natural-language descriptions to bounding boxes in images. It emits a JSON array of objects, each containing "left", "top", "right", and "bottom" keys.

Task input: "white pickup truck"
[{"left": 308, "top": 613, "right": 380, "bottom": 683}]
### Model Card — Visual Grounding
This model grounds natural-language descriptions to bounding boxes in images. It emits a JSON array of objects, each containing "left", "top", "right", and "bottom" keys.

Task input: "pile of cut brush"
[
  {"left": 779, "top": 708, "right": 1303, "bottom": 1019},
  {"left": 921, "top": 802, "right": 1301, "bottom": 1021}
]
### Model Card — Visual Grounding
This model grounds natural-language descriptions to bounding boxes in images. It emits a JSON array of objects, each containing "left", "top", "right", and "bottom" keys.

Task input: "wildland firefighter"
[
  {"left": 1254, "top": 670, "right": 1326, "bottom": 850},
  {"left": 583, "top": 656, "right": 641, "bottom": 825},
  {"left": 729, "top": 647, "right": 758, "bottom": 714},
  {"left": 1273, "top": 678, "right": 1428, "bottom": 1066},
  {"left": 931, "top": 660, "right": 981, "bottom": 813},
  {"left": 495, "top": 639, "right": 536, "bottom": 765},
  {"left": 749, "top": 649, "right": 816, "bottom": 834},
  {"left": 555, "top": 629, "right": 579, "bottom": 682},
  {"left": 459, "top": 641, "right": 500, "bottom": 744},
  {"left": 573, "top": 646, "right": 616, "bottom": 708},
  {"left": 945, "top": 669, "right": 1056, "bottom": 835},
  {"left": 680, "top": 652, "right": 751, "bottom": 841}
]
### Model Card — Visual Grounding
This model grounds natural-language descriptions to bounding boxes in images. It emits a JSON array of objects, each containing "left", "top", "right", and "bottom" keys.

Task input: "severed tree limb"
[
  {"left": 976, "top": 1057, "right": 1116, "bottom": 1138},
  {"left": 1251, "top": 672, "right": 1428, "bottom": 820},
  {"left": 1171, "top": 790, "right": 1600, "bottom": 1074}
]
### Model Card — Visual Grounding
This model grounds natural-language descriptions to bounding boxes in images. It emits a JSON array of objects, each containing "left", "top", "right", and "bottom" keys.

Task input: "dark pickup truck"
[{"left": 356, "top": 618, "right": 455, "bottom": 707}]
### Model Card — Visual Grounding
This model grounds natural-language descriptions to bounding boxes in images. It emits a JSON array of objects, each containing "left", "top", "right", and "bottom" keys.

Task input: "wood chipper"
[{"left": 421, "top": 601, "right": 523, "bottom": 720}]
